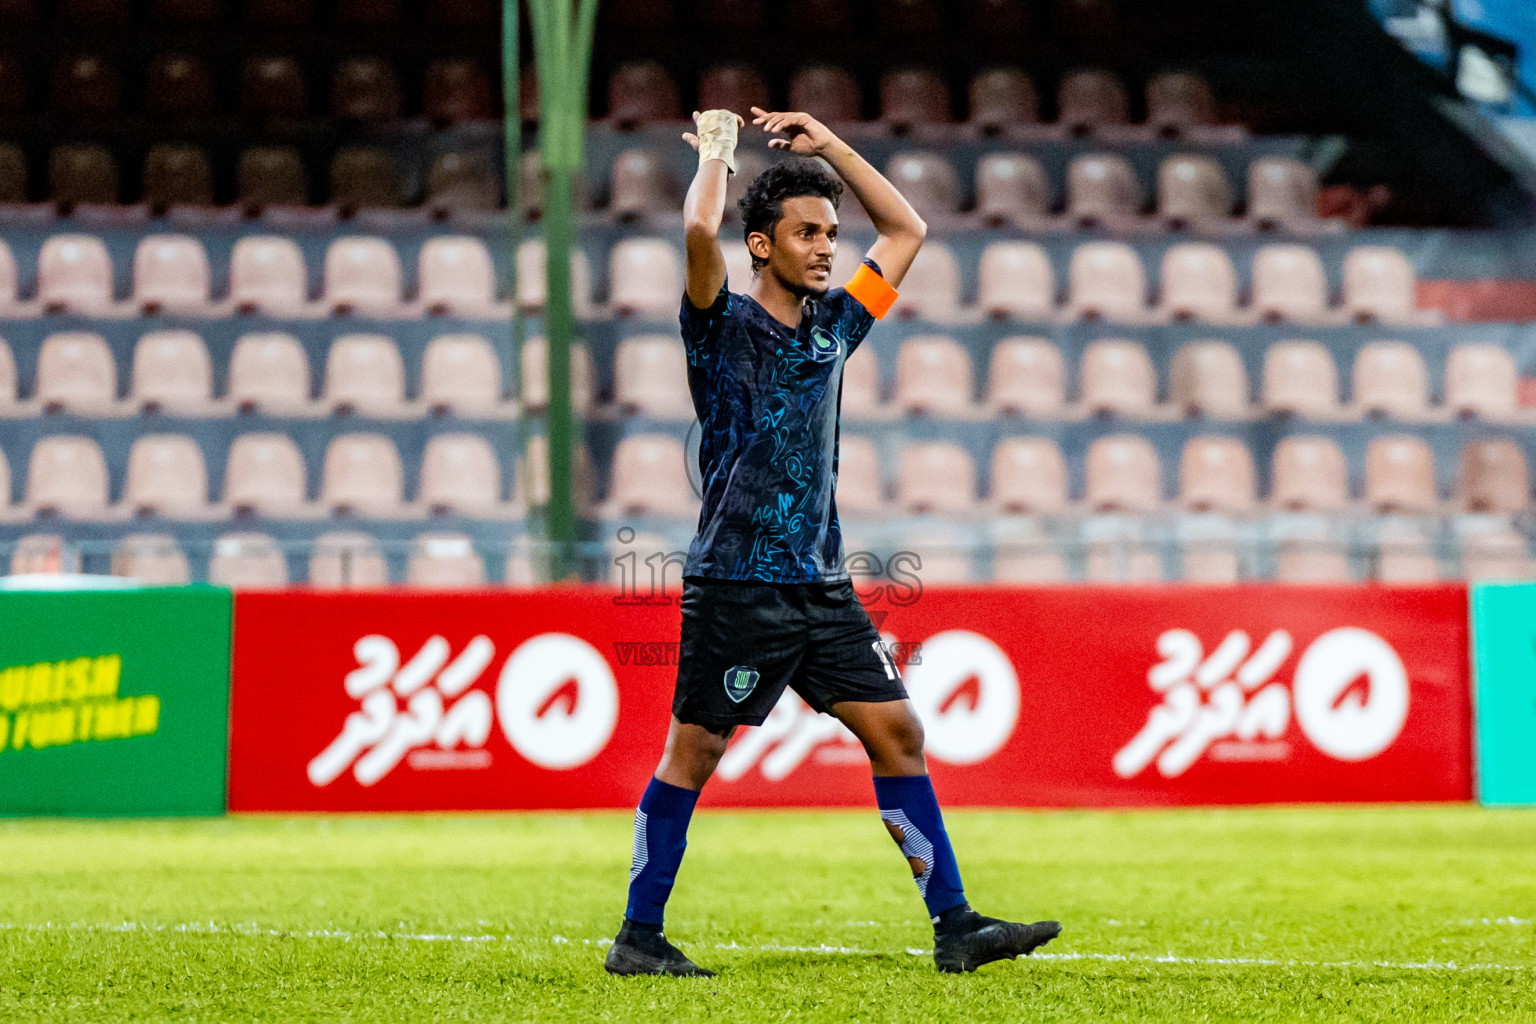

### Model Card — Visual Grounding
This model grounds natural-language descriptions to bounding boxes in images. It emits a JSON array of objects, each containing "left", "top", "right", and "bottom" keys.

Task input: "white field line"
[{"left": 0, "top": 921, "right": 1530, "bottom": 974}]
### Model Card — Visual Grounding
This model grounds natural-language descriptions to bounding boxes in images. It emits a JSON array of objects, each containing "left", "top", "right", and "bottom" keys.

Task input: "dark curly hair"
[{"left": 739, "top": 159, "right": 844, "bottom": 271}]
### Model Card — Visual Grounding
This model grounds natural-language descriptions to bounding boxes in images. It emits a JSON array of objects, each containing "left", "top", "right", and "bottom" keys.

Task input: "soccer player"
[{"left": 604, "top": 106, "right": 1061, "bottom": 977}]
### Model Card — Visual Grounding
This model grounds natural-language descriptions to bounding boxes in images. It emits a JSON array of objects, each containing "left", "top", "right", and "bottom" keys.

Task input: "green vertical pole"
[{"left": 502, "top": 0, "right": 531, "bottom": 576}]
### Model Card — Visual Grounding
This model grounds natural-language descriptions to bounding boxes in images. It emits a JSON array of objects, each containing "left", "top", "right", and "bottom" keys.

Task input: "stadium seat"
[
  {"left": 1179, "top": 436, "right": 1256, "bottom": 513},
  {"left": 147, "top": 52, "right": 212, "bottom": 115},
  {"left": 1365, "top": 435, "right": 1437, "bottom": 514},
  {"left": 516, "top": 240, "right": 595, "bottom": 316},
  {"left": 1456, "top": 439, "right": 1529, "bottom": 514},
  {"left": 1352, "top": 340, "right": 1429, "bottom": 418},
  {"left": 236, "top": 147, "right": 309, "bottom": 210},
  {"left": 1169, "top": 340, "right": 1248, "bottom": 418},
  {"left": 1057, "top": 68, "right": 1128, "bottom": 133},
  {"left": 699, "top": 64, "right": 767, "bottom": 118},
  {"left": 1080, "top": 338, "right": 1156, "bottom": 417},
  {"left": 308, "top": 531, "right": 390, "bottom": 589},
  {"left": 986, "top": 336, "right": 1065, "bottom": 417},
  {"left": 606, "top": 61, "right": 681, "bottom": 127},
  {"left": 899, "top": 529, "right": 974, "bottom": 583},
  {"left": 51, "top": 53, "right": 122, "bottom": 117},
  {"left": 0, "top": 338, "right": 16, "bottom": 407},
  {"left": 228, "top": 333, "right": 311, "bottom": 413},
  {"left": 886, "top": 152, "right": 961, "bottom": 219},
  {"left": 133, "top": 235, "right": 211, "bottom": 314},
  {"left": 975, "top": 155, "right": 1050, "bottom": 226},
  {"left": 1066, "top": 154, "right": 1141, "bottom": 226},
  {"left": 132, "top": 330, "right": 214, "bottom": 413},
  {"left": 894, "top": 335, "right": 973, "bottom": 416},
  {"left": 992, "top": 546, "right": 1070, "bottom": 583},
  {"left": 324, "top": 335, "right": 407, "bottom": 415},
  {"left": 142, "top": 145, "right": 214, "bottom": 210},
  {"left": 605, "top": 433, "right": 695, "bottom": 517},
  {"left": 1085, "top": 521, "right": 1163, "bottom": 582},
  {"left": 332, "top": 57, "right": 401, "bottom": 122},
  {"left": 989, "top": 437, "right": 1068, "bottom": 514},
  {"left": 1181, "top": 540, "right": 1241, "bottom": 584},
  {"left": 324, "top": 237, "right": 404, "bottom": 315},
  {"left": 1145, "top": 71, "right": 1217, "bottom": 133},
  {"left": 1252, "top": 245, "right": 1330, "bottom": 323},
  {"left": 614, "top": 334, "right": 693, "bottom": 418},
  {"left": 1158, "top": 243, "right": 1240, "bottom": 323},
  {"left": 977, "top": 242, "right": 1054, "bottom": 320},
  {"left": 424, "top": 59, "right": 493, "bottom": 124},
  {"left": 321, "top": 433, "right": 405, "bottom": 516},
  {"left": 122, "top": 434, "right": 207, "bottom": 516},
  {"left": 521, "top": 435, "right": 598, "bottom": 513},
  {"left": 36, "top": 332, "right": 117, "bottom": 414},
  {"left": 1444, "top": 343, "right": 1518, "bottom": 418},
  {"left": 1261, "top": 340, "right": 1339, "bottom": 417},
  {"left": 330, "top": 148, "right": 403, "bottom": 211},
  {"left": 880, "top": 69, "right": 951, "bottom": 131},
  {"left": 38, "top": 235, "right": 115, "bottom": 313},
  {"left": 209, "top": 532, "right": 289, "bottom": 588},
  {"left": 1247, "top": 158, "right": 1317, "bottom": 228},
  {"left": 789, "top": 65, "right": 861, "bottom": 122},
  {"left": 421, "top": 334, "right": 504, "bottom": 415},
  {"left": 1342, "top": 246, "right": 1419, "bottom": 323},
  {"left": 229, "top": 236, "right": 308, "bottom": 315},
  {"left": 892, "top": 243, "right": 962, "bottom": 321},
  {"left": 1066, "top": 242, "right": 1146, "bottom": 321},
  {"left": 968, "top": 68, "right": 1038, "bottom": 132},
  {"left": 1373, "top": 518, "right": 1438, "bottom": 583},
  {"left": 418, "top": 433, "right": 503, "bottom": 517},
  {"left": 521, "top": 336, "right": 595, "bottom": 415},
  {"left": 1460, "top": 524, "right": 1534, "bottom": 581},
  {"left": 841, "top": 350, "right": 882, "bottom": 417},
  {"left": 1085, "top": 435, "right": 1162, "bottom": 512},
  {"left": 1270, "top": 436, "right": 1348, "bottom": 511},
  {"left": 609, "top": 147, "right": 677, "bottom": 222},
  {"left": 111, "top": 534, "right": 191, "bottom": 585},
  {"left": 610, "top": 239, "right": 686, "bottom": 319},
  {"left": 835, "top": 435, "right": 883, "bottom": 515},
  {"left": 426, "top": 151, "right": 500, "bottom": 213},
  {"left": 24, "top": 436, "right": 110, "bottom": 517},
  {"left": 896, "top": 441, "right": 976, "bottom": 515},
  {"left": 223, "top": 433, "right": 309, "bottom": 516},
  {"left": 9, "top": 534, "right": 72, "bottom": 575},
  {"left": 1276, "top": 521, "right": 1351, "bottom": 583},
  {"left": 407, "top": 533, "right": 487, "bottom": 589},
  {"left": 418, "top": 236, "right": 499, "bottom": 316},
  {"left": 240, "top": 56, "right": 308, "bottom": 119},
  {"left": 48, "top": 145, "right": 118, "bottom": 208},
  {"left": 1157, "top": 155, "right": 1232, "bottom": 227}
]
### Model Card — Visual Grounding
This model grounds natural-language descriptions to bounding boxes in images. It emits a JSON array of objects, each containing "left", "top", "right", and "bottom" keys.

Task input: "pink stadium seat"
[
  {"left": 898, "top": 531, "right": 972, "bottom": 583},
  {"left": 1251, "top": 245, "right": 1330, "bottom": 323},
  {"left": 427, "top": 151, "right": 499, "bottom": 213},
  {"left": 407, "top": 533, "right": 486, "bottom": 589},
  {"left": 789, "top": 66, "right": 861, "bottom": 123},
  {"left": 9, "top": 534, "right": 71, "bottom": 576},
  {"left": 0, "top": 240, "right": 18, "bottom": 314},
  {"left": 1179, "top": 436, "right": 1256, "bottom": 513},
  {"left": 986, "top": 336, "right": 1065, "bottom": 417},
  {"left": 840, "top": 350, "right": 882, "bottom": 418},
  {"left": 309, "top": 531, "right": 390, "bottom": 589},
  {"left": 1247, "top": 158, "right": 1317, "bottom": 227},
  {"left": 228, "top": 333, "right": 311, "bottom": 413},
  {"left": 1342, "top": 246, "right": 1418, "bottom": 323},
  {"left": 1365, "top": 435, "right": 1437, "bottom": 514},
  {"left": 122, "top": 434, "right": 207, "bottom": 516},
  {"left": 1456, "top": 439, "right": 1529, "bottom": 514},
  {"left": 0, "top": 339, "right": 16, "bottom": 408},
  {"left": 324, "top": 238, "right": 404, "bottom": 316},
  {"left": 1157, "top": 155, "right": 1232, "bottom": 226},
  {"left": 25, "top": 436, "right": 110, "bottom": 517},
  {"left": 1271, "top": 436, "right": 1348, "bottom": 511},
  {"left": 880, "top": 68, "right": 951, "bottom": 130},
  {"left": 1080, "top": 338, "right": 1156, "bottom": 417},
  {"left": 890, "top": 243, "right": 962, "bottom": 321},
  {"left": 1057, "top": 68, "right": 1128, "bottom": 132},
  {"left": 1085, "top": 434, "right": 1162, "bottom": 512},
  {"left": 968, "top": 68, "right": 1038, "bottom": 132},
  {"left": 606, "top": 434, "right": 696, "bottom": 517},
  {"left": 37, "top": 235, "right": 114, "bottom": 313},
  {"left": 1066, "top": 154, "right": 1141, "bottom": 226},
  {"left": 418, "top": 237, "right": 498, "bottom": 316},
  {"left": 1182, "top": 543, "right": 1240, "bottom": 584},
  {"left": 992, "top": 547, "right": 1070, "bottom": 584},
  {"left": 36, "top": 332, "right": 116, "bottom": 414},
  {"left": 608, "top": 239, "right": 683, "bottom": 319},
  {"left": 223, "top": 433, "right": 308, "bottom": 516},
  {"left": 1086, "top": 536, "right": 1163, "bottom": 583},
  {"left": 111, "top": 534, "right": 191, "bottom": 585},
  {"left": 1374, "top": 519, "right": 1438, "bottom": 583},
  {"left": 521, "top": 336, "right": 595, "bottom": 415},
  {"left": 133, "top": 235, "right": 210, "bottom": 314},
  {"left": 1158, "top": 243, "right": 1239, "bottom": 323},
  {"left": 896, "top": 441, "right": 977, "bottom": 515},
  {"left": 835, "top": 435, "right": 883, "bottom": 515},
  {"left": 699, "top": 64, "right": 767, "bottom": 116},
  {"left": 614, "top": 334, "right": 693, "bottom": 418},
  {"left": 323, "top": 335, "right": 407, "bottom": 415},
  {"left": 606, "top": 61, "right": 681, "bottom": 128},
  {"left": 521, "top": 435, "right": 597, "bottom": 514},
  {"left": 229, "top": 236, "right": 308, "bottom": 315},
  {"left": 989, "top": 437, "right": 1068, "bottom": 514},
  {"left": 1066, "top": 242, "right": 1147, "bottom": 321},
  {"left": 209, "top": 533, "right": 289, "bottom": 589},
  {"left": 1461, "top": 525, "right": 1534, "bottom": 581},
  {"left": 421, "top": 335, "right": 503, "bottom": 415},
  {"left": 418, "top": 433, "right": 502, "bottom": 517},
  {"left": 321, "top": 433, "right": 405, "bottom": 516},
  {"left": 1146, "top": 71, "right": 1217, "bottom": 132},
  {"left": 516, "top": 240, "right": 594, "bottom": 316},
  {"left": 1169, "top": 340, "right": 1248, "bottom": 418},
  {"left": 894, "top": 335, "right": 973, "bottom": 416},
  {"left": 131, "top": 330, "right": 214, "bottom": 413},
  {"left": 886, "top": 152, "right": 961, "bottom": 219},
  {"left": 977, "top": 242, "right": 1054, "bottom": 320},
  {"left": 610, "top": 147, "right": 679, "bottom": 221},
  {"left": 1353, "top": 340, "right": 1429, "bottom": 418},
  {"left": 1276, "top": 524, "right": 1351, "bottom": 583},
  {"left": 1444, "top": 343, "right": 1518, "bottom": 418},
  {"left": 975, "top": 154, "right": 1050, "bottom": 226},
  {"left": 1261, "top": 340, "right": 1339, "bottom": 417}
]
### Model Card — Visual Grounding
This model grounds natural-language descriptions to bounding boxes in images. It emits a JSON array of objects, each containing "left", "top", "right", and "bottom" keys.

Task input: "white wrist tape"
[{"left": 694, "top": 109, "right": 740, "bottom": 174}]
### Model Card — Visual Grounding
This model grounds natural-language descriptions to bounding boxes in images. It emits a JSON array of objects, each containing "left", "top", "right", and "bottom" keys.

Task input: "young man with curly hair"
[{"left": 604, "top": 106, "right": 1060, "bottom": 978}]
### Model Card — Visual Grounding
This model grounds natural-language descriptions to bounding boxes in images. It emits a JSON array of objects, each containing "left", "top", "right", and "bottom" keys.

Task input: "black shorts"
[{"left": 672, "top": 577, "right": 908, "bottom": 733}]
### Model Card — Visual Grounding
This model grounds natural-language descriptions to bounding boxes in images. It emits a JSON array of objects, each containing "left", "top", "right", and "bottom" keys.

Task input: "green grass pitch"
[{"left": 2, "top": 806, "right": 1534, "bottom": 1022}]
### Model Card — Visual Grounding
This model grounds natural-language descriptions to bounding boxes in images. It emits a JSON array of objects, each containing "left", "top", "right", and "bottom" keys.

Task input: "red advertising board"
[{"left": 227, "top": 585, "right": 1472, "bottom": 812}]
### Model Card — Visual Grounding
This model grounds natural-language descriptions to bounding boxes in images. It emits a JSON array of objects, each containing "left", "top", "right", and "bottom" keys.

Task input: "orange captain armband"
[{"left": 845, "top": 263, "right": 898, "bottom": 319}]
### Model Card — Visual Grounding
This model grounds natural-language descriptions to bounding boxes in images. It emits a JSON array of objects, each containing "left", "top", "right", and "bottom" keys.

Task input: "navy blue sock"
[
  {"left": 872, "top": 774, "right": 967, "bottom": 919},
  {"left": 624, "top": 778, "right": 700, "bottom": 927}
]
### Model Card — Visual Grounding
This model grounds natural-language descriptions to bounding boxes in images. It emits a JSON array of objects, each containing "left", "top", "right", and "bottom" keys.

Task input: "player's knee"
[
  {"left": 889, "top": 711, "right": 926, "bottom": 760},
  {"left": 665, "top": 724, "right": 731, "bottom": 783}
]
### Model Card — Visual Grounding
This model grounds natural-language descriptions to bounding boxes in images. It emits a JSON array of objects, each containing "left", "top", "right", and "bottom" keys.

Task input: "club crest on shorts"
[{"left": 723, "top": 665, "right": 760, "bottom": 703}]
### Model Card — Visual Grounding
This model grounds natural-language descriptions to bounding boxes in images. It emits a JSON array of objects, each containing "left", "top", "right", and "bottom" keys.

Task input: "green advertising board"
[
  {"left": 1470, "top": 582, "right": 1536, "bottom": 806},
  {"left": 0, "top": 585, "right": 231, "bottom": 815}
]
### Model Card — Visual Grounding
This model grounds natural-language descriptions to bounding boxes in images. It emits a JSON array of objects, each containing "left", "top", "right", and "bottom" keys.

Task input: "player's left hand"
[{"left": 751, "top": 106, "right": 837, "bottom": 156}]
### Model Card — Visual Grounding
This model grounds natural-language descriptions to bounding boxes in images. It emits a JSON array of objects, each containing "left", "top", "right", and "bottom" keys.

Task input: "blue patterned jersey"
[{"left": 678, "top": 263, "right": 880, "bottom": 583}]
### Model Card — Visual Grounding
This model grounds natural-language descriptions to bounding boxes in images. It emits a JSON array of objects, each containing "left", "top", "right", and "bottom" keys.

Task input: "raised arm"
[
  {"left": 681, "top": 110, "right": 743, "bottom": 309},
  {"left": 750, "top": 106, "right": 927, "bottom": 288}
]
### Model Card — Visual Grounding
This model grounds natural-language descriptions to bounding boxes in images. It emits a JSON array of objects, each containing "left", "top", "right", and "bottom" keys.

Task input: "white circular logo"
[
  {"left": 901, "top": 630, "right": 1020, "bottom": 765},
  {"left": 496, "top": 633, "right": 618, "bottom": 769},
  {"left": 1292, "top": 627, "right": 1409, "bottom": 761}
]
